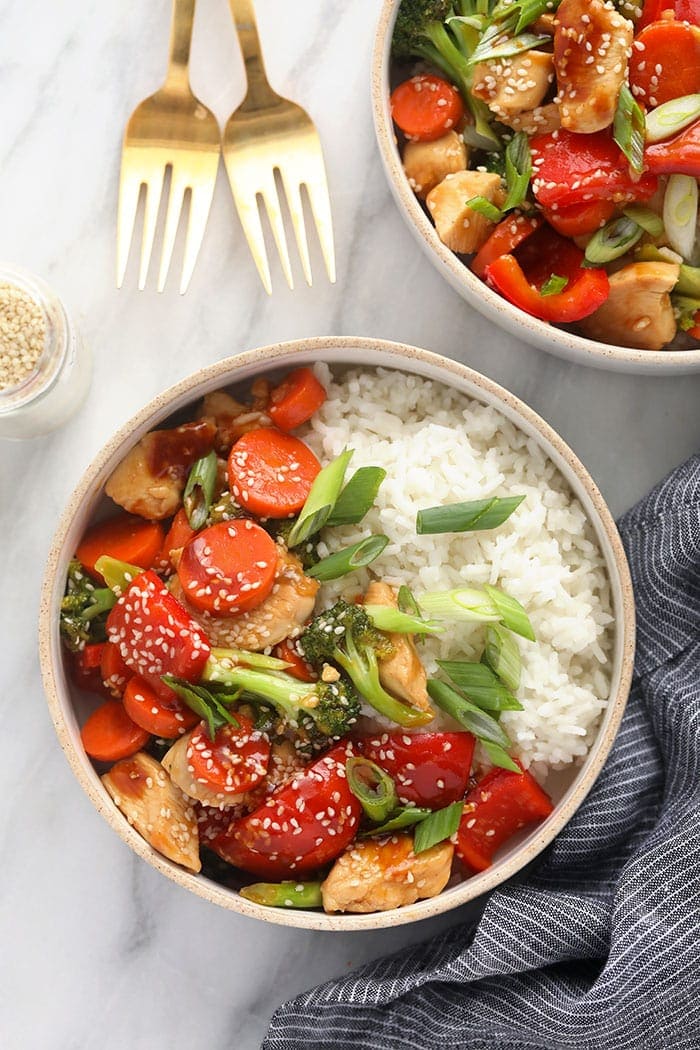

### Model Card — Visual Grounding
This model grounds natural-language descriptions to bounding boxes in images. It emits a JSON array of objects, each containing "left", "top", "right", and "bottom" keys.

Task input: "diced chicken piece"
[
  {"left": 554, "top": 0, "right": 634, "bottom": 134},
  {"left": 102, "top": 751, "right": 201, "bottom": 872},
  {"left": 532, "top": 13, "right": 556, "bottom": 34},
  {"left": 501, "top": 102, "right": 561, "bottom": 136},
  {"left": 472, "top": 50, "right": 555, "bottom": 120},
  {"left": 321, "top": 834, "right": 453, "bottom": 913},
  {"left": 426, "top": 171, "right": 505, "bottom": 255},
  {"left": 403, "top": 131, "right": 468, "bottom": 199},
  {"left": 579, "top": 261, "right": 680, "bottom": 351},
  {"left": 364, "top": 581, "right": 432, "bottom": 713},
  {"left": 105, "top": 420, "right": 216, "bottom": 521},
  {"left": 162, "top": 730, "right": 247, "bottom": 809},
  {"left": 200, "top": 390, "right": 271, "bottom": 455},
  {"left": 170, "top": 546, "right": 319, "bottom": 651}
]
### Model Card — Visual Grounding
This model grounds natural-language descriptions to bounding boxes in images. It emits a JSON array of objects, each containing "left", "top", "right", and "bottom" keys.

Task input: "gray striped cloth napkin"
[{"left": 263, "top": 454, "right": 700, "bottom": 1050}]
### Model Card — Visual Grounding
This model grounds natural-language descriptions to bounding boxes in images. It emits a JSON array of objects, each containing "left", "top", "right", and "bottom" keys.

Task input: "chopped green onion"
[
  {"left": 483, "top": 624, "right": 521, "bottom": 692},
  {"left": 484, "top": 584, "right": 535, "bottom": 641},
  {"left": 287, "top": 449, "right": 353, "bottom": 547},
  {"left": 413, "top": 801, "right": 463, "bottom": 854},
  {"left": 416, "top": 495, "right": 524, "bottom": 535},
  {"left": 585, "top": 215, "right": 643, "bottom": 265},
  {"left": 675, "top": 264, "right": 700, "bottom": 298},
  {"left": 325, "top": 467, "right": 387, "bottom": 527},
  {"left": 663, "top": 174, "right": 698, "bottom": 262},
  {"left": 397, "top": 584, "right": 421, "bottom": 618},
  {"left": 183, "top": 450, "right": 218, "bottom": 531},
  {"left": 208, "top": 647, "right": 291, "bottom": 671},
  {"left": 470, "top": 25, "right": 549, "bottom": 65},
  {"left": 360, "top": 807, "right": 432, "bottom": 837},
  {"left": 436, "top": 660, "right": 523, "bottom": 712},
  {"left": 540, "top": 274, "right": 569, "bottom": 297},
  {"left": 481, "top": 739, "right": 521, "bottom": 773},
  {"left": 492, "top": 0, "right": 562, "bottom": 34},
  {"left": 613, "top": 83, "right": 646, "bottom": 176},
  {"left": 346, "top": 757, "right": 398, "bottom": 824},
  {"left": 466, "top": 195, "right": 503, "bottom": 223},
  {"left": 417, "top": 586, "right": 502, "bottom": 624},
  {"left": 645, "top": 93, "right": 700, "bottom": 144},
  {"left": 622, "top": 205, "right": 664, "bottom": 238},
  {"left": 161, "top": 675, "right": 239, "bottom": 740},
  {"left": 364, "top": 604, "right": 443, "bottom": 636},
  {"left": 502, "top": 131, "right": 533, "bottom": 212},
  {"left": 427, "top": 680, "right": 512, "bottom": 749},
  {"left": 94, "top": 555, "right": 143, "bottom": 594},
  {"left": 240, "top": 881, "right": 323, "bottom": 909},
  {"left": 306, "top": 535, "right": 388, "bottom": 582}
]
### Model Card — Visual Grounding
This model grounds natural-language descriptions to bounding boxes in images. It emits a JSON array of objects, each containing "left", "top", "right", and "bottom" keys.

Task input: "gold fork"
[
  {"left": 117, "top": 0, "right": 220, "bottom": 294},
  {"left": 223, "top": 0, "right": 336, "bottom": 293}
]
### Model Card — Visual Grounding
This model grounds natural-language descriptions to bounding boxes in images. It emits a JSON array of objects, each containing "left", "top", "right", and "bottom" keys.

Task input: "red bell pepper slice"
[
  {"left": 484, "top": 228, "right": 609, "bottom": 323},
  {"left": 100, "top": 641, "right": 131, "bottom": 697},
  {"left": 357, "top": 731, "right": 475, "bottom": 809},
  {"left": 456, "top": 762, "right": 554, "bottom": 873},
  {"left": 638, "top": 1, "right": 700, "bottom": 30},
  {"left": 645, "top": 119, "right": 700, "bottom": 175},
  {"left": 530, "top": 130, "right": 658, "bottom": 209},
  {"left": 211, "top": 742, "right": 362, "bottom": 879},
  {"left": 541, "top": 200, "right": 616, "bottom": 239},
  {"left": 106, "top": 569, "right": 211, "bottom": 696},
  {"left": 471, "top": 215, "right": 542, "bottom": 279}
]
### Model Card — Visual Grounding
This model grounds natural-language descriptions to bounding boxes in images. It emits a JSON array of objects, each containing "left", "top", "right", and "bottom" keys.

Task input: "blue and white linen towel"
[{"left": 264, "top": 455, "right": 700, "bottom": 1050}]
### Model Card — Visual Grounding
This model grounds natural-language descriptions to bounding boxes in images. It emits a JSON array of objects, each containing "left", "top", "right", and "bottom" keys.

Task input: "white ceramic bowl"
[
  {"left": 39, "top": 337, "right": 635, "bottom": 930},
  {"left": 371, "top": 2, "right": 700, "bottom": 376}
]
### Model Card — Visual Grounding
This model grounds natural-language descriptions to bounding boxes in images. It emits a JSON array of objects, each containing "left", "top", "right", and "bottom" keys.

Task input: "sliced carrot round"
[
  {"left": 177, "top": 519, "right": 278, "bottom": 615},
  {"left": 390, "top": 74, "right": 464, "bottom": 142},
  {"left": 187, "top": 715, "right": 270, "bottom": 794},
  {"left": 77, "top": 514, "right": 164, "bottom": 580},
  {"left": 123, "top": 676, "right": 199, "bottom": 738},
  {"left": 629, "top": 22, "right": 700, "bottom": 108},
  {"left": 227, "top": 428, "right": 321, "bottom": 519},
  {"left": 268, "top": 368, "right": 327, "bottom": 431},
  {"left": 81, "top": 700, "right": 150, "bottom": 762}
]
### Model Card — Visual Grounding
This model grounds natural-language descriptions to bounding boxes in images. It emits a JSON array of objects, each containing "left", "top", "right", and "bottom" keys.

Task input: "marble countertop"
[{"left": 2, "top": 2, "right": 699, "bottom": 1047}]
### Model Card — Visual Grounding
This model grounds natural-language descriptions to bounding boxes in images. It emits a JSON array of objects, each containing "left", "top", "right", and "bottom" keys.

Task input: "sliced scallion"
[
  {"left": 645, "top": 93, "right": 700, "bottom": 144},
  {"left": 325, "top": 466, "right": 386, "bottom": 527},
  {"left": 675, "top": 264, "right": 700, "bottom": 298},
  {"left": 492, "top": 0, "right": 562, "bottom": 34},
  {"left": 346, "top": 757, "right": 398, "bottom": 824},
  {"left": 240, "top": 881, "right": 323, "bottom": 909},
  {"left": 585, "top": 216, "right": 643, "bottom": 265},
  {"left": 436, "top": 660, "right": 523, "bottom": 712},
  {"left": 427, "top": 680, "right": 512, "bottom": 749},
  {"left": 413, "top": 801, "right": 463, "bottom": 854},
  {"left": 481, "top": 739, "right": 521, "bottom": 773},
  {"left": 360, "top": 807, "right": 432, "bottom": 837},
  {"left": 613, "top": 83, "right": 646, "bottom": 176},
  {"left": 307, "top": 535, "right": 389, "bottom": 581},
  {"left": 469, "top": 26, "right": 549, "bottom": 65},
  {"left": 416, "top": 494, "right": 524, "bottom": 535},
  {"left": 540, "top": 274, "right": 569, "bottom": 297},
  {"left": 397, "top": 584, "right": 422, "bottom": 618},
  {"left": 483, "top": 624, "right": 521, "bottom": 692},
  {"left": 484, "top": 584, "right": 535, "bottom": 641},
  {"left": 208, "top": 647, "right": 291, "bottom": 671},
  {"left": 503, "top": 131, "right": 533, "bottom": 212},
  {"left": 663, "top": 174, "right": 698, "bottom": 261},
  {"left": 286, "top": 448, "right": 353, "bottom": 547},
  {"left": 161, "top": 675, "right": 239, "bottom": 739},
  {"left": 622, "top": 204, "right": 664, "bottom": 238},
  {"left": 417, "top": 586, "right": 502, "bottom": 624},
  {"left": 94, "top": 555, "right": 143, "bottom": 594},
  {"left": 364, "top": 604, "right": 443, "bottom": 636},
  {"left": 183, "top": 450, "right": 218, "bottom": 531},
  {"left": 466, "top": 195, "right": 503, "bottom": 223}
]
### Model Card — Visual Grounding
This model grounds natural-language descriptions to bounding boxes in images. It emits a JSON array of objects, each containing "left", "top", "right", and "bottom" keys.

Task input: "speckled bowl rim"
[
  {"left": 39, "top": 337, "right": 635, "bottom": 931},
  {"left": 371, "top": 1, "right": 700, "bottom": 376}
]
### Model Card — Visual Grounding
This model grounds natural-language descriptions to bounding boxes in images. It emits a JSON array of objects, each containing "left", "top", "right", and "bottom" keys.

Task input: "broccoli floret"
[
  {"left": 267, "top": 518, "right": 321, "bottom": 571},
  {"left": 207, "top": 490, "right": 245, "bottom": 525},
  {"left": 204, "top": 660, "right": 361, "bottom": 743},
  {"left": 60, "top": 559, "right": 116, "bottom": 652},
  {"left": 298, "top": 601, "right": 431, "bottom": 729}
]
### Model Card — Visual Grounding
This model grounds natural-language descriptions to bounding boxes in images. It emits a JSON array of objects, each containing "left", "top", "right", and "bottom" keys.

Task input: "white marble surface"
[{"left": 1, "top": 1, "right": 700, "bottom": 1047}]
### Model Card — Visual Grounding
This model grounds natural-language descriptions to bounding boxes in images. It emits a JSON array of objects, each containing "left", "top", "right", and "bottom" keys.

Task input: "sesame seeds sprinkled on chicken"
[
  {"left": 579, "top": 261, "right": 681, "bottom": 350},
  {"left": 426, "top": 171, "right": 505, "bottom": 255},
  {"left": 403, "top": 131, "right": 468, "bottom": 199}
]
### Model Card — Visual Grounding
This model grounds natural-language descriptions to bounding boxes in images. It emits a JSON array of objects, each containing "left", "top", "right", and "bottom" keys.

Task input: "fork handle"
[
  {"left": 228, "top": 0, "right": 279, "bottom": 111},
  {"left": 164, "top": 0, "right": 196, "bottom": 92}
]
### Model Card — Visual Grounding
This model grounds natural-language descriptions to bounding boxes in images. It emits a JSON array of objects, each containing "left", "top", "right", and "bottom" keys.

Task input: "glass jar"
[{"left": 0, "top": 264, "right": 91, "bottom": 440}]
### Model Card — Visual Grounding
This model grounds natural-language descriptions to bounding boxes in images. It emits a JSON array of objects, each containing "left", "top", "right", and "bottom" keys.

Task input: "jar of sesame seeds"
[{"left": 0, "top": 264, "right": 91, "bottom": 439}]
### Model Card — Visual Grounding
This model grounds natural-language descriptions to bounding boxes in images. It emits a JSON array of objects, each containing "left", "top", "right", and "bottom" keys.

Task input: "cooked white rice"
[{"left": 301, "top": 365, "right": 613, "bottom": 779}]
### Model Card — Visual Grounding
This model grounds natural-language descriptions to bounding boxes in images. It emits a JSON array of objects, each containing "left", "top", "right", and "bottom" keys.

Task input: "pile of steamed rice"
[{"left": 301, "top": 365, "right": 613, "bottom": 780}]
